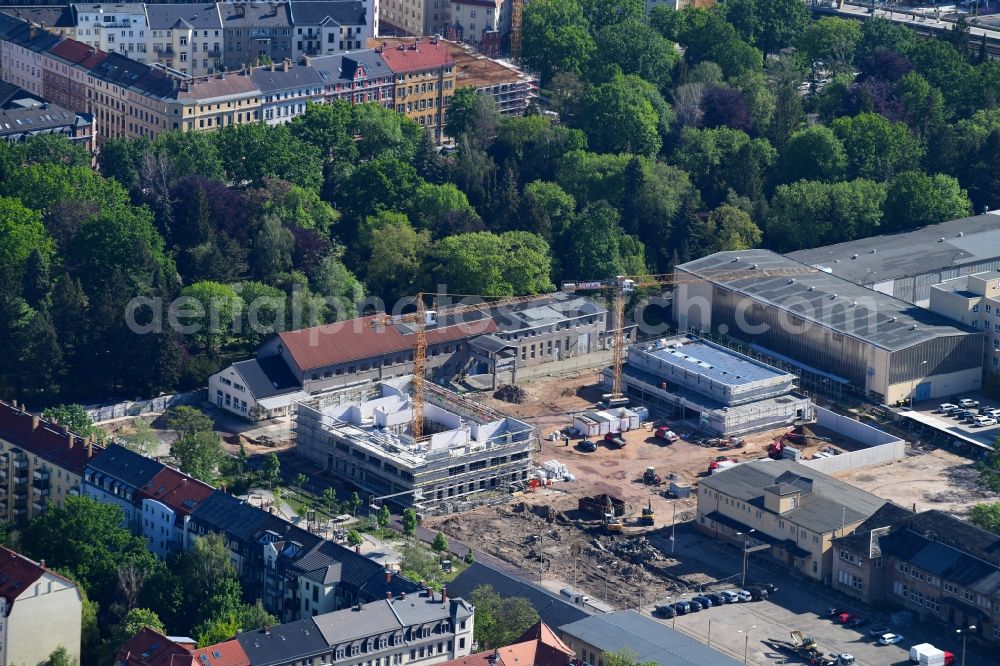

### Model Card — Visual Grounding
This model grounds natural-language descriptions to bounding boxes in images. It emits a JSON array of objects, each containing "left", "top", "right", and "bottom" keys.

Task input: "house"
[
  {"left": 145, "top": 3, "right": 225, "bottom": 76},
  {"left": 0, "top": 545, "right": 83, "bottom": 666},
  {"left": 0, "top": 83, "right": 94, "bottom": 150},
  {"left": 84, "top": 443, "right": 165, "bottom": 532},
  {"left": 137, "top": 466, "right": 215, "bottom": 558},
  {"left": 288, "top": 0, "right": 371, "bottom": 56},
  {"left": 309, "top": 49, "right": 395, "bottom": 108},
  {"left": 114, "top": 628, "right": 251, "bottom": 666},
  {"left": 558, "top": 610, "right": 742, "bottom": 666},
  {"left": 696, "top": 459, "right": 889, "bottom": 582},
  {"left": 219, "top": 1, "right": 293, "bottom": 71},
  {"left": 377, "top": 38, "right": 455, "bottom": 142},
  {"left": 249, "top": 59, "right": 324, "bottom": 124},
  {"left": 437, "top": 622, "right": 574, "bottom": 666},
  {"left": 0, "top": 399, "right": 102, "bottom": 524}
]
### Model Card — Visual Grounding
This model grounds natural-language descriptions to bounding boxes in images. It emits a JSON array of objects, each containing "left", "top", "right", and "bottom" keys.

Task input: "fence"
[
  {"left": 85, "top": 389, "right": 207, "bottom": 423},
  {"left": 800, "top": 406, "right": 905, "bottom": 474}
]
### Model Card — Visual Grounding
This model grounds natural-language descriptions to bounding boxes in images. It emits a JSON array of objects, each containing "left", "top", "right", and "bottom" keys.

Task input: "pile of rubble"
[
  {"left": 608, "top": 536, "right": 661, "bottom": 563},
  {"left": 493, "top": 384, "right": 527, "bottom": 403}
]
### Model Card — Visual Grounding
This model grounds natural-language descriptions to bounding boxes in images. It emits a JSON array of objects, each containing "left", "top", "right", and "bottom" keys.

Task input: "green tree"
[
  {"left": 432, "top": 531, "right": 449, "bottom": 553},
  {"left": 882, "top": 172, "right": 972, "bottom": 233},
  {"left": 20, "top": 134, "right": 91, "bottom": 168},
  {"left": 857, "top": 17, "right": 916, "bottom": 60},
  {"left": 579, "top": 75, "right": 664, "bottom": 156},
  {"left": 579, "top": 0, "right": 643, "bottom": 32},
  {"left": 312, "top": 254, "right": 364, "bottom": 322},
  {"left": 796, "top": 17, "right": 861, "bottom": 74},
  {"left": 322, "top": 487, "right": 337, "bottom": 511},
  {"left": 290, "top": 101, "right": 358, "bottom": 163},
  {"left": 41, "top": 404, "right": 98, "bottom": 438},
  {"left": 0, "top": 196, "right": 54, "bottom": 272},
  {"left": 446, "top": 88, "right": 499, "bottom": 146},
  {"left": 969, "top": 502, "right": 1000, "bottom": 535},
  {"left": 402, "top": 508, "right": 419, "bottom": 537},
  {"left": 237, "top": 280, "right": 286, "bottom": 345},
  {"left": 831, "top": 113, "right": 924, "bottom": 182},
  {"left": 522, "top": 0, "right": 596, "bottom": 83},
  {"left": 262, "top": 453, "right": 281, "bottom": 490},
  {"left": 45, "top": 646, "right": 74, "bottom": 666},
  {"left": 694, "top": 205, "right": 762, "bottom": 255},
  {"left": 468, "top": 585, "right": 541, "bottom": 649},
  {"left": 249, "top": 214, "right": 294, "bottom": 282},
  {"left": 766, "top": 179, "right": 886, "bottom": 251},
  {"left": 119, "top": 420, "right": 159, "bottom": 457},
  {"left": 171, "top": 431, "right": 225, "bottom": 483},
  {"left": 155, "top": 131, "right": 225, "bottom": 181},
  {"left": 165, "top": 406, "right": 214, "bottom": 437},
  {"left": 213, "top": 123, "right": 322, "bottom": 191},
  {"left": 351, "top": 103, "right": 423, "bottom": 162},
  {"left": 378, "top": 504, "right": 391, "bottom": 534},
  {"left": 347, "top": 529, "right": 364, "bottom": 548},
  {"left": 672, "top": 126, "right": 775, "bottom": 206},
  {"left": 603, "top": 648, "right": 657, "bottom": 666},
  {"left": 429, "top": 231, "right": 555, "bottom": 297},
  {"left": 774, "top": 126, "right": 847, "bottom": 185},
  {"left": 364, "top": 213, "right": 430, "bottom": 304},
  {"left": 411, "top": 182, "right": 479, "bottom": 235},
  {"left": 564, "top": 202, "right": 645, "bottom": 279},
  {"left": 177, "top": 281, "right": 242, "bottom": 352},
  {"left": 896, "top": 72, "right": 945, "bottom": 141},
  {"left": 724, "top": 0, "right": 809, "bottom": 56},
  {"left": 594, "top": 19, "right": 678, "bottom": 90}
]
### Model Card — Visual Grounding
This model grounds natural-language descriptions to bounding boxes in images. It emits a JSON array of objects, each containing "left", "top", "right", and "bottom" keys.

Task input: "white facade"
[
  {"left": 0, "top": 563, "right": 82, "bottom": 666},
  {"left": 83, "top": 474, "right": 140, "bottom": 531},
  {"left": 930, "top": 271, "right": 1000, "bottom": 376},
  {"left": 141, "top": 497, "right": 179, "bottom": 559},
  {"left": 72, "top": 4, "right": 150, "bottom": 61},
  {"left": 0, "top": 37, "right": 47, "bottom": 95},
  {"left": 450, "top": 0, "right": 510, "bottom": 42}
]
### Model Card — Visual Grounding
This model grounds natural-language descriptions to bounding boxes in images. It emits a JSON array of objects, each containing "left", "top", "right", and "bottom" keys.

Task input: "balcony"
[
  {"left": 13, "top": 476, "right": 27, "bottom": 486},
  {"left": 32, "top": 500, "right": 47, "bottom": 512},
  {"left": 12, "top": 491, "right": 27, "bottom": 502},
  {"left": 0, "top": 468, "right": 7, "bottom": 479},
  {"left": 13, "top": 507, "right": 26, "bottom": 518},
  {"left": 155, "top": 45, "right": 175, "bottom": 56},
  {"left": 32, "top": 484, "right": 49, "bottom": 499},
  {"left": 13, "top": 459, "right": 28, "bottom": 471},
  {"left": 32, "top": 469, "right": 49, "bottom": 482}
]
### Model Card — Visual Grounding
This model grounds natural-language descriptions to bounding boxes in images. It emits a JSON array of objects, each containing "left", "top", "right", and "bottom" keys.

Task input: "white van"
[{"left": 560, "top": 588, "right": 589, "bottom": 605}]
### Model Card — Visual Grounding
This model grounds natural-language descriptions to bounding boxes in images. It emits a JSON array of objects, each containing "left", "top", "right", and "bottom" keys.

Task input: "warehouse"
[
  {"left": 294, "top": 379, "right": 535, "bottom": 507},
  {"left": 675, "top": 250, "right": 984, "bottom": 405},
  {"left": 787, "top": 212, "right": 1000, "bottom": 306},
  {"left": 609, "top": 335, "right": 812, "bottom": 437}
]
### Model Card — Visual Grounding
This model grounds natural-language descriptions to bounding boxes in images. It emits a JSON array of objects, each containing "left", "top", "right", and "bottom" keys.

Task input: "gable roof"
[
  {"left": 310, "top": 49, "right": 393, "bottom": 83},
  {"left": 0, "top": 400, "right": 103, "bottom": 476},
  {"left": 48, "top": 38, "right": 108, "bottom": 68},
  {"left": 115, "top": 628, "right": 196, "bottom": 666},
  {"left": 145, "top": 4, "right": 223, "bottom": 30},
  {"left": 277, "top": 314, "right": 495, "bottom": 372},
  {"left": 190, "top": 640, "right": 250, "bottom": 666},
  {"left": 232, "top": 355, "right": 300, "bottom": 400},
  {"left": 138, "top": 467, "right": 215, "bottom": 518},
  {"left": 289, "top": 0, "right": 367, "bottom": 26},
  {"left": 249, "top": 64, "right": 324, "bottom": 94},
  {"left": 447, "top": 562, "right": 591, "bottom": 630},
  {"left": 377, "top": 39, "right": 453, "bottom": 73},
  {"left": 176, "top": 74, "right": 259, "bottom": 103},
  {"left": 559, "top": 611, "right": 742, "bottom": 666},
  {"left": 832, "top": 501, "right": 915, "bottom": 555},
  {"left": 88, "top": 443, "right": 164, "bottom": 488},
  {"left": 236, "top": 619, "right": 328, "bottom": 666},
  {"left": 0, "top": 546, "right": 74, "bottom": 610}
]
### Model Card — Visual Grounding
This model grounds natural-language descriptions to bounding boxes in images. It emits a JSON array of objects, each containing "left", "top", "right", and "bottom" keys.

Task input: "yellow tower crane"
[
  {"left": 368, "top": 292, "right": 553, "bottom": 439},
  {"left": 561, "top": 266, "right": 818, "bottom": 402}
]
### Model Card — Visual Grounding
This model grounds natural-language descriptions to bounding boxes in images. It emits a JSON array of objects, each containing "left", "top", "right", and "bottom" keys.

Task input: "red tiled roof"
[
  {"left": 377, "top": 40, "right": 452, "bottom": 73},
  {"left": 437, "top": 622, "right": 574, "bottom": 666},
  {"left": 191, "top": 640, "right": 250, "bottom": 666},
  {"left": 49, "top": 37, "right": 105, "bottom": 66},
  {"left": 114, "top": 629, "right": 197, "bottom": 666},
  {"left": 0, "top": 400, "right": 103, "bottom": 476},
  {"left": 0, "top": 546, "right": 47, "bottom": 609},
  {"left": 277, "top": 315, "right": 495, "bottom": 372},
  {"left": 138, "top": 467, "right": 214, "bottom": 520}
]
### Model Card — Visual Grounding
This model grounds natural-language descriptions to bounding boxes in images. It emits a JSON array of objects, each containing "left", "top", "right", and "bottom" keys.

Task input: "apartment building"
[
  {"left": 289, "top": 0, "right": 371, "bottom": 57},
  {"left": 449, "top": 0, "right": 511, "bottom": 47},
  {"left": 309, "top": 49, "right": 395, "bottom": 107},
  {"left": 89, "top": 51, "right": 179, "bottom": 141},
  {"left": 167, "top": 70, "right": 262, "bottom": 130},
  {"left": 0, "top": 83, "right": 95, "bottom": 150},
  {"left": 220, "top": 1, "right": 293, "bottom": 71},
  {"left": 295, "top": 379, "right": 535, "bottom": 507},
  {"left": 929, "top": 270, "right": 1000, "bottom": 378},
  {"left": 136, "top": 466, "right": 214, "bottom": 558},
  {"left": 44, "top": 37, "right": 106, "bottom": 112},
  {"left": 84, "top": 443, "right": 165, "bottom": 532},
  {"left": 832, "top": 508, "right": 1000, "bottom": 643},
  {"left": 0, "top": 546, "right": 83, "bottom": 666},
  {"left": 146, "top": 3, "right": 224, "bottom": 76},
  {"left": 0, "top": 17, "right": 61, "bottom": 95},
  {"left": 71, "top": 3, "right": 149, "bottom": 60},
  {"left": 0, "top": 400, "right": 102, "bottom": 524},
  {"left": 381, "top": 0, "right": 448, "bottom": 38},
  {"left": 0, "top": 6, "right": 76, "bottom": 38},
  {"left": 697, "top": 459, "right": 889, "bottom": 583},
  {"left": 449, "top": 38, "right": 535, "bottom": 116},
  {"left": 377, "top": 37, "right": 453, "bottom": 140},
  {"left": 250, "top": 59, "right": 324, "bottom": 124}
]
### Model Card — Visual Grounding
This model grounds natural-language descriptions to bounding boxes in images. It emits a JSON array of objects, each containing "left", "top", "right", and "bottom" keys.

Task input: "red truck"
[{"left": 604, "top": 432, "right": 626, "bottom": 448}]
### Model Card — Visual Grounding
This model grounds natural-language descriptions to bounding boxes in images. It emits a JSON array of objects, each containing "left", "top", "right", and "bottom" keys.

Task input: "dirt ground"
[{"left": 837, "top": 447, "right": 998, "bottom": 517}]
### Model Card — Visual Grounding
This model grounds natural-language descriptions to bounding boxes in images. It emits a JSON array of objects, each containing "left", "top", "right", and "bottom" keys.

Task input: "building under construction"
[{"left": 294, "top": 379, "right": 535, "bottom": 508}]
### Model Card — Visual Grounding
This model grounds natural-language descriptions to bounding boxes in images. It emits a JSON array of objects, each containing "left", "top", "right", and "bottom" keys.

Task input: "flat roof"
[
  {"left": 641, "top": 337, "right": 791, "bottom": 387},
  {"left": 786, "top": 213, "right": 1000, "bottom": 284},
  {"left": 677, "top": 250, "right": 978, "bottom": 351}
]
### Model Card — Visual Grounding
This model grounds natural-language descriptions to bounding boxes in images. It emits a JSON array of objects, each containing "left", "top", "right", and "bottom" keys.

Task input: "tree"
[
  {"left": 594, "top": 20, "right": 678, "bottom": 90},
  {"left": 290, "top": 101, "right": 358, "bottom": 163},
  {"left": 603, "top": 648, "right": 657, "bottom": 666},
  {"left": 402, "top": 508, "right": 418, "bottom": 537},
  {"left": 766, "top": 179, "right": 886, "bottom": 252},
  {"left": 364, "top": 214, "right": 430, "bottom": 305},
  {"left": 322, "top": 487, "right": 336, "bottom": 511},
  {"left": 347, "top": 529, "right": 364, "bottom": 548},
  {"left": 969, "top": 502, "right": 1000, "bottom": 535},
  {"left": 694, "top": 205, "right": 762, "bottom": 255},
  {"left": 672, "top": 127, "right": 775, "bottom": 206},
  {"left": 410, "top": 182, "right": 479, "bottom": 236},
  {"left": 165, "top": 406, "right": 214, "bottom": 438},
  {"left": 351, "top": 103, "right": 423, "bottom": 162},
  {"left": 177, "top": 281, "right": 242, "bottom": 352},
  {"left": 432, "top": 531, "right": 449, "bottom": 554},
  {"left": 796, "top": 17, "right": 861, "bottom": 74},
  {"left": 311, "top": 255, "right": 364, "bottom": 322},
  {"left": 213, "top": 123, "right": 323, "bottom": 191},
  {"left": 119, "top": 420, "right": 159, "bottom": 457},
  {"left": 249, "top": 214, "right": 294, "bottom": 282},
  {"left": 700, "top": 87, "right": 751, "bottom": 133},
  {"left": 446, "top": 88, "right": 499, "bottom": 146},
  {"left": 522, "top": 0, "right": 596, "bottom": 83},
  {"left": 377, "top": 504, "right": 391, "bottom": 534},
  {"left": 155, "top": 131, "right": 225, "bottom": 182},
  {"left": 237, "top": 281, "right": 286, "bottom": 345},
  {"left": 831, "top": 113, "right": 923, "bottom": 182},
  {"left": 0, "top": 196, "right": 54, "bottom": 272},
  {"left": 774, "top": 126, "right": 847, "bottom": 185},
  {"left": 857, "top": 18, "right": 916, "bottom": 60},
  {"left": 262, "top": 453, "right": 281, "bottom": 490},
  {"left": 45, "top": 647, "right": 74, "bottom": 666},
  {"left": 896, "top": 72, "right": 945, "bottom": 141},
  {"left": 578, "top": 76, "right": 661, "bottom": 156},
  {"left": 882, "top": 172, "right": 972, "bottom": 233},
  {"left": 41, "top": 404, "right": 98, "bottom": 438},
  {"left": 564, "top": 203, "right": 646, "bottom": 279},
  {"left": 468, "top": 585, "right": 541, "bottom": 649},
  {"left": 428, "top": 231, "right": 555, "bottom": 297},
  {"left": 171, "top": 431, "right": 225, "bottom": 483},
  {"left": 723, "top": 0, "right": 809, "bottom": 56}
]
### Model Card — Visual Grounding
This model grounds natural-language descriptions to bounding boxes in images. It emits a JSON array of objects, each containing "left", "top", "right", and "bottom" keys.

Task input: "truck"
[
  {"left": 559, "top": 588, "right": 589, "bottom": 605},
  {"left": 909, "top": 644, "right": 954, "bottom": 666},
  {"left": 604, "top": 432, "right": 626, "bottom": 448},
  {"left": 654, "top": 426, "right": 679, "bottom": 442}
]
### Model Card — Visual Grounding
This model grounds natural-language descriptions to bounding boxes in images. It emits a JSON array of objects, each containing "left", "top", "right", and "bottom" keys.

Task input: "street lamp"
[
  {"left": 738, "top": 625, "right": 757, "bottom": 665},
  {"left": 737, "top": 529, "right": 756, "bottom": 587},
  {"left": 956, "top": 625, "right": 976, "bottom": 666}
]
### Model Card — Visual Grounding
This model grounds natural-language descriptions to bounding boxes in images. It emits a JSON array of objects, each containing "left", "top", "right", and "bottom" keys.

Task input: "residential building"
[
  {"left": 87, "top": 50, "right": 177, "bottom": 142},
  {"left": 0, "top": 16, "right": 62, "bottom": 95},
  {"left": 136, "top": 466, "right": 214, "bottom": 558},
  {"left": 83, "top": 443, "right": 165, "bottom": 532},
  {"left": 787, "top": 212, "right": 1000, "bottom": 306},
  {"left": 71, "top": 3, "right": 150, "bottom": 60},
  {"left": 289, "top": 0, "right": 372, "bottom": 56},
  {"left": 0, "top": 82, "right": 94, "bottom": 150},
  {"left": 44, "top": 37, "right": 107, "bottom": 113},
  {"left": 675, "top": 249, "right": 985, "bottom": 404},
  {"left": 250, "top": 59, "right": 323, "bottom": 124},
  {"left": 558, "top": 611, "right": 742, "bottom": 666},
  {"left": 611, "top": 335, "right": 813, "bottom": 437},
  {"left": 167, "top": 70, "right": 262, "bottom": 130},
  {"left": 449, "top": 39, "right": 535, "bottom": 116},
  {"left": 380, "top": 0, "right": 447, "bottom": 38},
  {"left": 930, "top": 270, "right": 1000, "bottom": 377},
  {"left": 309, "top": 48, "right": 395, "bottom": 107},
  {"left": 377, "top": 37, "right": 454, "bottom": 141},
  {"left": 0, "top": 6, "right": 77, "bottom": 38},
  {"left": 219, "top": 1, "right": 293, "bottom": 72},
  {"left": 115, "top": 628, "right": 250, "bottom": 666},
  {"left": 696, "top": 459, "right": 889, "bottom": 583},
  {"left": 832, "top": 508, "right": 1000, "bottom": 643},
  {"left": 145, "top": 3, "right": 224, "bottom": 76},
  {"left": 294, "top": 379, "right": 535, "bottom": 507},
  {"left": 448, "top": 0, "right": 512, "bottom": 48},
  {"left": 438, "top": 622, "right": 574, "bottom": 666},
  {"left": 0, "top": 545, "right": 83, "bottom": 666},
  {"left": 0, "top": 399, "right": 102, "bottom": 524}
]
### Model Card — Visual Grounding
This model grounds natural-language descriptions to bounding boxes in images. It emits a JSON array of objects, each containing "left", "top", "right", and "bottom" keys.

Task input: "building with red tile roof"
[
  {"left": 114, "top": 628, "right": 198, "bottom": 666},
  {"left": 137, "top": 467, "right": 215, "bottom": 557},
  {"left": 371, "top": 37, "right": 455, "bottom": 142},
  {"left": 0, "top": 399, "right": 103, "bottom": 523},
  {"left": 191, "top": 640, "right": 251, "bottom": 666},
  {"left": 437, "top": 622, "right": 574, "bottom": 666},
  {"left": 0, "top": 545, "right": 82, "bottom": 666}
]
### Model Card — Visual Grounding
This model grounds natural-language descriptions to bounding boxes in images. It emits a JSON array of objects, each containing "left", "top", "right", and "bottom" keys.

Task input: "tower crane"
[
  {"left": 561, "top": 265, "right": 819, "bottom": 402},
  {"left": 368, "top": 292, "right": 553, "bottom": 439}
]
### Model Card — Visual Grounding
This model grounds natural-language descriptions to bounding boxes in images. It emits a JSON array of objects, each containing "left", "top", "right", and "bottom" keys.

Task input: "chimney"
[
  {"left": 384, "top": 569, "right": 393, "bottom": 584},
  {"left": 68, "top": 435, "right": 75, "bottom": 450},
  {"left": 39, "top": 559, "right": 45, "bottom": 569},
  {"left": 270, "top": 61, "right": 276, "bottom": 72},
  {"left": 86, "top": 439, "right": 93, "bottom": 458},
  {"left": 400, "top": 592, "right": 406, "bottom": 600},
  {"left": 31, "top": 415, "right": 40, "bottom": 431},
  {"left": 441, "top": 586, "right": 447, "bottom": 605},
  {"left": 355, "top": 545, "right": 361, "bottom": 554},
  {"left": 386, "top": 591, "right": 393, "bottom": 600},
  {"left": 283, "top": 57, "right": 291, "bottom": 71}
]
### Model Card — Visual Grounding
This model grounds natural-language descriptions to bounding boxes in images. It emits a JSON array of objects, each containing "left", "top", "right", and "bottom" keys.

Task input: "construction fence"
[
  {"left": 85, "top": 389, "right": 207, "bottom": 423},
  {"left": 800, "top": 406, "right": 905, "bottom": 475}
]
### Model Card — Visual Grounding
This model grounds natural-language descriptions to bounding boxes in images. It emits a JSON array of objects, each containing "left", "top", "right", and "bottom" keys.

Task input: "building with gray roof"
[
  {"left": 249, "top": 61, "right": 323, "bottom": 124},
  {"left": 219, "top": 1, "right": 293, "bottom": 71},
  {"left": 309, "top": 48, "right": 394, "bottom": 107},
  {"left": 697, "top": 459, "right": 889, "bottom": 583},
  {"left": 288, "top": 0, "right": 371, "bottom": 57},
  {"left": 0, "top": 84, "right": 93, "bottom": 150},
  {"left": 675, "top": 249, "right": 984, "bottom": 404},
  {"left": 787, "top": 212, "right": 1000, "bottom": 307},
  {"left": 559, "top": 611, "right": 742, "bottom": 666}
]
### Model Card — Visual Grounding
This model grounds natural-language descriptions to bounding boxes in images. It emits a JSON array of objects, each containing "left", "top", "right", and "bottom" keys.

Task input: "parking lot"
[{"left": 907, "top": 396, "right": 1000, "bottom": 450}]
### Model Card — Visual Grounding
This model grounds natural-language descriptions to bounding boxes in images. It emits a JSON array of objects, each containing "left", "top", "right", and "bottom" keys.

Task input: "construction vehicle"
[
  {"left": 604, "top": 494, "right": 624, "bottom": 533},
  {"left": 640, "top": 500, "right": 655, "bottom": 525},
  {"left": 642, "top": 466, "right": 662, "bottom": 485},
  {"left": 562, "top": 265, "right": 817, "bottom": 404},
  {"left": 654, "top": 426, "right": 679, "bottom": 442},
  {"left": 768, "top": 429, "right": 832, "bottom": 459},
  {"left": 708, "top": 457, "right": 737, "bottom": 473},
  {"left": 790, "top": 630, "right": 821, "bottom": 661},
  {"left": 604, "top": 431, "right": 626, "bottom": 448}
]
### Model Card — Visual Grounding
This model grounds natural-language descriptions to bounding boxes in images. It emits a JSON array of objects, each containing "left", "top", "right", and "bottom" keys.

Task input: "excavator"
[
  {"left": 640, "top": 500, "right": 655, "bottom": 526},
  {"left": 767, "top": 430, "right": 832, "bottom": 460}
]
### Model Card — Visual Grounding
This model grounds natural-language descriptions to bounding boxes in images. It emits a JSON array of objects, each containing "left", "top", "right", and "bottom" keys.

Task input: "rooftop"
[
  {"left": 699, "top": 459, "right": 888, "bottom": 534},
  {"left": 374, "top": 38, "right": 453, "bottom": 73},
  {"left": 638, "top": 337, "right": 791, "bottom": 388},
  {"left": 677, "top": 250, "right": 979, "bottom": 351},
  {"left": 0, "top": 6, "right": 75, "bottom": 28},
  {"left": 0, "top": 400, "right": 102, "bottom": 476},
  {"left": 786, "top": 213, "right": 1000, "bottom": 285},
  {"left": 88, "top": 443, "right": 165, "bottom": 488},
  {"left": 237, "top": 618, "right": 327, "bottom": 666},
  {"left": 288, "top": 0, "right": 367, "bottom": 26},
  {"left": 439, "top": 622, "right": 573, "bottom": 666},
  {"left": 190, "top": 640, "right": 250, "bottom": 666},
  {"left": 232, "top": 355, "right": 301, "bottom": 400},
  {"left": 137, "top": 467, "right": 215, "bottom": 518},
  {"left": 0, "top": 545, "right": 75, "bottom": 608},
  {"left": 114, "top": 628, "right": 196, "bottom": 666},
  {"left": 369, "top": 36, "right": 533, "bottom": 87},
  {"left": 249, "top": 63, "right": 325, "bottom": 93},
  {"left": 219, "top": 1, "right": 291, "bottom": 27},
  {"left": 48, "top": 38, "right": 108, "bottom": 68},
  {"left": 309, "top": 49, "right": 393, "bottom": 83},
  {"left": 144, "top": 4, "right": 223, "bottom": 30},
  {"left": 176, "top": 74, "right": 259, "bottom": 102},
  {"left": 559, "top": 611, "right": 742, "bottom": 666}
]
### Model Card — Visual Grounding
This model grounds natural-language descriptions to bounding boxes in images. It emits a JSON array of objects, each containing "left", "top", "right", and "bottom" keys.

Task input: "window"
[{"left": 974, "top": 304, "right": 980, "bottom": 312}]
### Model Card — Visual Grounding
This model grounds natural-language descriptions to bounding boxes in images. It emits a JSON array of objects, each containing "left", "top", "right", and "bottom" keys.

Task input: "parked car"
[
  {"left": 937, "top": 403, "right": 958, "bottom": 413},
  {"left": 978, "top": 405, "right": 994, "bottom": 415},
  {"left": 749, "top": 581, "right": 778, "bottom": 594},
  {"left": 836, "top": 611, "right": 855, "bottom": 624},
  {"left": 706, "top": 592, "right": 726, "bottom": 606},
  {"left": 868, "top": 625, "right": 891, "bottom": 639},
  {"left": 673, "top": 601, "right": 691, "bottom": 614},
  {"left": 603, "top": 432, "right": 626, "bottom": 447},
  {"left": 979, "top": 418, "right": 997, "bottom": 427},
  {"left": 692, "top": 595, "right": 713, "bottom": 608},
  {"left": 736, "top": 590, "right": 753, "bottom": 602},
  {"left": 946, "top": 406, "right": 964, "bottom": 416},
  {"left": 847, "top": 617, "right": 869, "bottom": 628},
  {"left": 824, "top": 607, "right": 843, "bottom": 618},
  {"left": 749, "top": 587, "right": 768, "bottom": 601},
  {"left": 687, "top": 599, "right": 703, "bottom": 611},
  {"left": 653, "top": 604, "right": 675, "bottom": 618},
  {"left": 958, "top": 398, "right": 979, "bottom": 409},
  {"left": 578, "top": 439, "right": 597, "bottom": 452},
  {"left": 878, "top": 633, "right": 904, "bottom": 645},
  {"left": 654, "top": 426, "right": 679, "bottom": 442},
  {"left": 719, "top": 590, "right": 739, "bottom": 603}
]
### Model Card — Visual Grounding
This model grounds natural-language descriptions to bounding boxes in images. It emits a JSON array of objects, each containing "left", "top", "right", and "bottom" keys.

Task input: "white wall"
[{"left": 4, "top": 572, "right": 81, "bottom": 666}]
